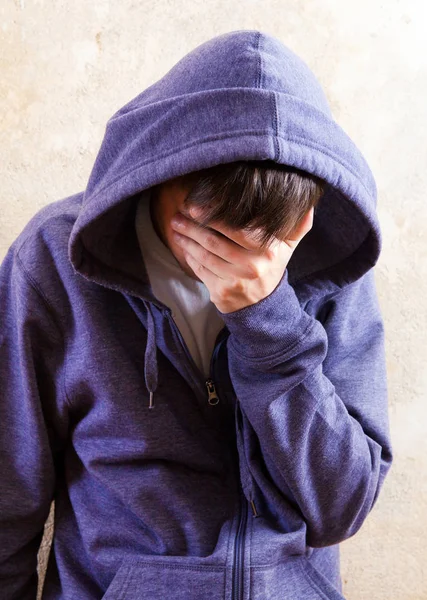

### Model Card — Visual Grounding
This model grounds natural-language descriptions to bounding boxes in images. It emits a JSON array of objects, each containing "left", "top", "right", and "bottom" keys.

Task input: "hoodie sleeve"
[
  {"left": 218, "top": 266, "right": 393, "bottom": 549},
  {"left": 0, "top": 242, "right": 67, "bottom": 599}
]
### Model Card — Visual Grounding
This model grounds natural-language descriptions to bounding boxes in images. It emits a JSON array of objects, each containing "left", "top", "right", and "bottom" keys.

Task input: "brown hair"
[{"left": 176, "top": 159, "right": 326, "bottom": 250}]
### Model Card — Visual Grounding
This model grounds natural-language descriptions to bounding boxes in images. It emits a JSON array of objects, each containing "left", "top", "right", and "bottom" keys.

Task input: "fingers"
[{"left": 188, "top": 207, "right": 262, "bottom": 251}]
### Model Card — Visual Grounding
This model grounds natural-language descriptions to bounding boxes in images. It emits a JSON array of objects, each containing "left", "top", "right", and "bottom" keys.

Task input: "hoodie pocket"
[
  {"left": 102, "top": 556, "right": 226, "bottom": 600},
  {"left": 298, "top": 556, "right": 347, "bottom": 600},
  {"left": 250, "top": 555, "right": 346, "bottom": 600}
]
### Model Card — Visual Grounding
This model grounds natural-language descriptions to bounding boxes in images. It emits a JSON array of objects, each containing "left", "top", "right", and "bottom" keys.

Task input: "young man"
[{"left": 0, "top": 30, "right": 393, "bottom": 599}]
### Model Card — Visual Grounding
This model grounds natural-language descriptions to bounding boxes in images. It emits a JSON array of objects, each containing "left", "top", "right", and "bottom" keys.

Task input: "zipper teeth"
[
  {"left": 232, "top": 492, "right": 247, "bottom": 600},
  {"left": 165, "top": 311, "right": 207, "bottom": 401},
  {"left": 209, "top": 337, "right": 222, "bottom": 380},
  {"left": 209, "top": 331, "right": 246, "bottom": 599},
  {"left": 167, "top": 309, "right": 246, "bottom": 597},
  {"left": 166, "top": 310, "right": 227, "bottom": 399}
]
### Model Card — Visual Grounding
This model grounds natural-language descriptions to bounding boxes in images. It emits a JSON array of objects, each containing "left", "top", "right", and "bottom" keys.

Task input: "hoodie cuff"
[{"left": 217, "top": 268, "right": 315, "bottom": 361}]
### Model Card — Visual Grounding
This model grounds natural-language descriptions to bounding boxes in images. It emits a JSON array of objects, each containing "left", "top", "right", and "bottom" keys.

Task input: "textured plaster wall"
[{"left": 1, "top": 1, "right": 426, "bottom": 599}]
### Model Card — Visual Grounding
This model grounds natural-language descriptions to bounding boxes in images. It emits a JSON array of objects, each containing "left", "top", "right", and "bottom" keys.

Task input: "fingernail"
[{"left": 189, "top": 207, "right": 201, "bottom": 218}]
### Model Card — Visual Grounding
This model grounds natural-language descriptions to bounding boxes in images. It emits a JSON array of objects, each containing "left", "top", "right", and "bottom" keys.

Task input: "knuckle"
[
  {"left": 205, "top": 233, "right": 218, "bottom": 250},
  {"left": 218, "top": 286, "right": 228, "bottom": 301},
  {"left": 231, "top": 278, "right": 244, "bottom": 292},
  {"left": 247, "top": 264, "right": 260, "bottom": 279},
  {"left": 200, "top": 248, "right": 210, "bottom": 263}
]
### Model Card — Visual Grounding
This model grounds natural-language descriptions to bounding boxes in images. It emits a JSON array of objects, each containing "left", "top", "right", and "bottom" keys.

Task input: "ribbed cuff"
[{"left": 217, "top": 268, "right": 315, "bottom": 361}]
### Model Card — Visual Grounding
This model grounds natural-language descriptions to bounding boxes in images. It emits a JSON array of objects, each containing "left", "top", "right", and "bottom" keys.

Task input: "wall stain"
[{"left": 95, "top": 31, "right": 102, "bottom": 53}]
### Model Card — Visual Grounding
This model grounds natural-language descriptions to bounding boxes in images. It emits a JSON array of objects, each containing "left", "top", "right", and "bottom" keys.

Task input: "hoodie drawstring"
[{"left": 142, "top": 300, "right": 159, "bottom": 408}]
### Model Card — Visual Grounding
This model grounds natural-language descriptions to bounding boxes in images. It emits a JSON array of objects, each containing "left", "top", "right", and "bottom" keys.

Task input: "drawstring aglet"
[
  {"left": 250, "top": 499, "right": 259, "bottom": 517},
  {"left": 149, "top": 391, "right": 154, "bottom": 409}
]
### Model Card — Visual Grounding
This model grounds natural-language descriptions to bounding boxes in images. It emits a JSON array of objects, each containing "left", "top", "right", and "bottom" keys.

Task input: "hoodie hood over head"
[
  {"left": 68, "top": 30, "right": 382, "bottom": 412},
  {"left": 69, "top": 29, "right": 381, "bottom": 301}
]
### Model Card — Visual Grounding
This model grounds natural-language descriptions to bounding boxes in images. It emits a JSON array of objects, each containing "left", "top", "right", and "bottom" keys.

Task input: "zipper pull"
[{"left": 205, "top": 379, "right": 219, "bottom": 405}]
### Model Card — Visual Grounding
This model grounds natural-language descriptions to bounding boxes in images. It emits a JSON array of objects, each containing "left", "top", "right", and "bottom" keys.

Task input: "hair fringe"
[{"left": 177, "top": 160, "right": 326, "bottom": 249}]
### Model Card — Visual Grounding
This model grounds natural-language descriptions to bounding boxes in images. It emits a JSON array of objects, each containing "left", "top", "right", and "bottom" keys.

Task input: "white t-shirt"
[{"left": 134, "top": 188, "right": 225, "bottom": 380}]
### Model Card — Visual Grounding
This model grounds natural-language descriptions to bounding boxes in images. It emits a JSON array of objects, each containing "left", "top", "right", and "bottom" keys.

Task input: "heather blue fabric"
[{"left": 0, "top": 30, "right": 393, "bottom": 599}]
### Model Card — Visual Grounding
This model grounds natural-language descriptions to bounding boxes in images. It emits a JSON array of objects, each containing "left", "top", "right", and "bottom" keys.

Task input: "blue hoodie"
[{"left": 0, "top": 30, "right": 393, "bottom": 599}]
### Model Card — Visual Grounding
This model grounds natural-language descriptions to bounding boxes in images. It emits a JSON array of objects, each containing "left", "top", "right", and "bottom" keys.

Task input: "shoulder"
[
  {"left": 11, "top": 192, "right": 84, "bottom": 313},
  {"left": 304, "top": 268, "right": 381, "bottom": 325},
  {"left": 15, "top": 192, "right": 82, "bottom": 260}
]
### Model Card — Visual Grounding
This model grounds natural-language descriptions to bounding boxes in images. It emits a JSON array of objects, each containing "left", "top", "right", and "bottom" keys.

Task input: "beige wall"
[{"left": 2, "top": 2, "right": 425, "bottom": 599}]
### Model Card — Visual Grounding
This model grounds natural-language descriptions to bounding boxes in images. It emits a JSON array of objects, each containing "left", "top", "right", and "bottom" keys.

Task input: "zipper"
[
  {"left": 166, "top": 308, "right": 249, "bottom": 599},
  {"left": 232, "top": 489, "right": 248, "bottom": 600},
  {"left": 165, "top": 309, "right": 224, "bottom": 406},
  {"left": 206, "top": 334, "right": 225, "bottom": 405}
]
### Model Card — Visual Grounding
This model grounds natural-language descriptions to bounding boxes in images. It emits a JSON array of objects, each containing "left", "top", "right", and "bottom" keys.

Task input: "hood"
[{"left": 68, "top": 29, "right": 382, "bottom": 407}]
